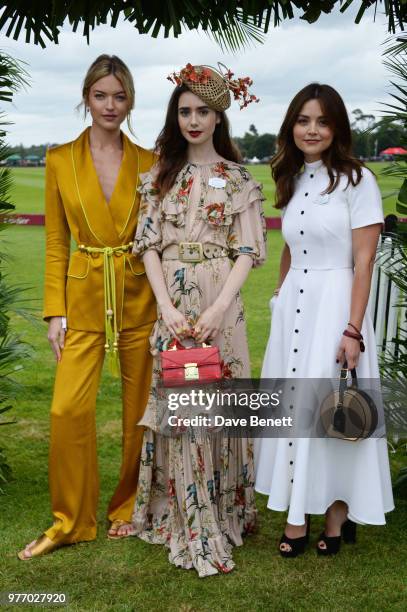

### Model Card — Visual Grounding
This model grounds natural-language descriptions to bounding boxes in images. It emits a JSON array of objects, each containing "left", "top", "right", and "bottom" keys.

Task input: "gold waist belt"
[
  {"left": 78, "top": 242, "right": 134, "bottom": 376},
  {"left": 162, "top": 242, "right": 229, "bottom": 263}
]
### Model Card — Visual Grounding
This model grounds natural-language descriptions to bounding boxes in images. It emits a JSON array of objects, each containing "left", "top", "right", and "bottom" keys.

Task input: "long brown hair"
[
  {"left": 272, "top": 83, "right": 364, "bottom": 209},
  {"left": 154, "top": 84, "right": 241, "bottom": 198}
]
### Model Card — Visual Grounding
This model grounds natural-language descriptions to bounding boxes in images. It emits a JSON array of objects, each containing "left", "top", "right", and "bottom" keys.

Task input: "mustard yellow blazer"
[{"left": 43, "top": 127, "right": 156, "bottom": 332}]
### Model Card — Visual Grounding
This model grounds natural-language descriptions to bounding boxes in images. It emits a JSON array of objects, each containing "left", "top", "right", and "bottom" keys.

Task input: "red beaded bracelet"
[
  {"left": 347, "top": 321, "right": 362, "bottom": 335},
  {"left": 343, "top": 329, "right": 365, "bottom": 352}
]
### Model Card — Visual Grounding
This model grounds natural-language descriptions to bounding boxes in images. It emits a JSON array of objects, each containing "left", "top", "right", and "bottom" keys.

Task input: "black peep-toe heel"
[
  {"left": 317, "top": 519, "right": 357, "bottom": 555},
  {"left": 341, "top": 519, "right": 357, "bottom": 544},
  {"left": 279, "top": 516, "right": 310, "bottom": 558}
]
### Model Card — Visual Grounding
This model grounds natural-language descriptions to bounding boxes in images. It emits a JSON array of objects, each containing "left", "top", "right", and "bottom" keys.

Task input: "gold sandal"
[
  {"left": 107, "top": 519, "right": 135, "bottom": 540},
  {"left": 17, "top": 535, "right": 60, "bottom": 560}
]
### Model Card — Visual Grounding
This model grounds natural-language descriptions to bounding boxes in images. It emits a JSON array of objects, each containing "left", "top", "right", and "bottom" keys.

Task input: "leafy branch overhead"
[
  {"left": 0, "top": 1, "right": 405, "bottom": 51},
  {"left": 0, "top": 53, "right": 28, "bottom": 105}
]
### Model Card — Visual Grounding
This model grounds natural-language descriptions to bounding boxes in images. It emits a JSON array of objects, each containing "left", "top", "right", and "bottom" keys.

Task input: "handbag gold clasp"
[{"left": 184, "top": 362, "right": 199, "bottom": 380}]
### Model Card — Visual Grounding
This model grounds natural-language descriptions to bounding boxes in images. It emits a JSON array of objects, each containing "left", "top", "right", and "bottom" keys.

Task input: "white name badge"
[
  {"left": 314, "top": 193, "right": 330, "bottom": 205},
  {"left": 209, "top": 177, "right": 226, "bottom": 188}
]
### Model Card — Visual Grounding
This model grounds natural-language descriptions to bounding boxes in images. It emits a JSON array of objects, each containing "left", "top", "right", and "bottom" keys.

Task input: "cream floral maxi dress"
[{"left": 131, "top": 160, "right": 266, "bottom": 577}]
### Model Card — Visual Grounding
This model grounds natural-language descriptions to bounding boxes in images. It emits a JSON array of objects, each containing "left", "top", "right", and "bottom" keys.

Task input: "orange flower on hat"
[
  {"left": 182, "top": 63, "right": 211, "bottom": 84},
  {"left": 168, "top": 63, "right": 212, "bottom": 86},
  {"left": 228, "top": 73, "right": 260, "bottom": 110}
]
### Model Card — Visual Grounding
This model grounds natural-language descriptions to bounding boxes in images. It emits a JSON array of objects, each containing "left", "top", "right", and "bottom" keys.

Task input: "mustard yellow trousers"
[{"left": 44, "top": 322, "right": 153, "bottom": 545}]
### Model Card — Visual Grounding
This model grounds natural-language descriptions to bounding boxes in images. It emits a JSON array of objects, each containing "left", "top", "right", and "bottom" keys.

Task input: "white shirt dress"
[{"left": 255, "top": 160, "right": 394, "bottom": 525}]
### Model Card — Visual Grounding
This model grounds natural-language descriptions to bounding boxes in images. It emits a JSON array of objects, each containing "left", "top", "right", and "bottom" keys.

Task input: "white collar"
[{"left": 304, "top": 159, "right": 324, "bottom": 171}]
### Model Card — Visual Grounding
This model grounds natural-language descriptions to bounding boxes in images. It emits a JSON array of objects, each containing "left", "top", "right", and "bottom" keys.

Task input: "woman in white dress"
[{"left": 255, "top": 83, "right": 394, "bottom": 557}]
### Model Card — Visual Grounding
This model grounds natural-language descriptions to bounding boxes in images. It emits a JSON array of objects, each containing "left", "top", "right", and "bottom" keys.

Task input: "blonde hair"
[{"left": 78, "top": 54, "right": 135, "bottom": 135}]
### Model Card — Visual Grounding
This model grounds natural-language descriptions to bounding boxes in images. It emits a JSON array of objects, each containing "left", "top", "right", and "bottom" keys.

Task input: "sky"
[{"left": 1, "top": 2, "right": 393, "bottom": 149}]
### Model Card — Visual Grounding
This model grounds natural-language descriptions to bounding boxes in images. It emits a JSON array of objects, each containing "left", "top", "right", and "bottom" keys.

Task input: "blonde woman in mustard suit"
[{"left": 18, "top": 55, "right": 156, "bottom": 559}]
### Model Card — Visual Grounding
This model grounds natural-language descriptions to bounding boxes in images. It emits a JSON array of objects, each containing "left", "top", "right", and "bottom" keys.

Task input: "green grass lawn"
[
  {"left": 9, "top": 167, "right": 45, "bottom": 215},
  {"left": 0, "top": 170, "right": 406, "bottom": 611},
  {"left": 10, "top": 162, "right": 404, "bottom": 218}
]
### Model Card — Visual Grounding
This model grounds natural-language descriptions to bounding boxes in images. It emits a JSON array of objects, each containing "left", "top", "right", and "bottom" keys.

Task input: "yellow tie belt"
[{"left": 78, "top": 242, "right": 134, "bottom": 377}]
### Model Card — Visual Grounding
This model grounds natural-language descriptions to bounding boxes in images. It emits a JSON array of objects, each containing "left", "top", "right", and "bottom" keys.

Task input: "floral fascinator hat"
[{"left": 167, "top": 63, "right": 259, "bottom": 111}]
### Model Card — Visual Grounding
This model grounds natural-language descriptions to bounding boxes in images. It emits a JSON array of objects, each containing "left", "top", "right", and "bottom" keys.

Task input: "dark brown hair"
[
  {"left": 272, "top": 83, "right": 364, "bottom": 209},
  {"left": 154, "top": 84, "right": 242, "bottom": 198}
]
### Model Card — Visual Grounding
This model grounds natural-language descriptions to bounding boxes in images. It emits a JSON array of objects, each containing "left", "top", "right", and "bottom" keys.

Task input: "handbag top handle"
[{"left": 338, "top": 361, "right": 358, "bottom": 405}]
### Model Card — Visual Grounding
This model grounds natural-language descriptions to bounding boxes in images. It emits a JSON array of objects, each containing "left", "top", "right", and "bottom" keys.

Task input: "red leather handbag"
[{"left": 160, "top": 343, "right": 222, "bottom": 387}]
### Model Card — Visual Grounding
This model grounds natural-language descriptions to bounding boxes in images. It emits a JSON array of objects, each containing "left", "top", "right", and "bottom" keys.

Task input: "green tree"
[
  {"left": 351, "top": 109, "right": 376, "bottom": 158},
  {"left": 350, "top": 109, "right": 406, "bottom": 158},
  {"left": 234, "top": 128, "right": 276, "bottom": 160},
  {"left": 253, "top": 133, "right": 276, "bottom": 159},
  {"left": 374, "top": 119, "right": 405, "bottom": 153}
]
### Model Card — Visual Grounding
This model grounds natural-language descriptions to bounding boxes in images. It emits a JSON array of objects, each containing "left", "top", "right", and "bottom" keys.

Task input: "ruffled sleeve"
[
  {"left": 347, "top": 167, "right": 384, "bottom": 229},
  {"left": 159, "top": 165, "right": 195, "bottom": 228},
  {"left": 133, "top": 168, "right": 162, "bottom": 256},
  {"left": 227, "top": 176, "right": 267, "bottom": 266}
]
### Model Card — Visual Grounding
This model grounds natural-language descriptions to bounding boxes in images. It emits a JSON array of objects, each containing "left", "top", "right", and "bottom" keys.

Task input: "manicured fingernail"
[{"left": 336, "top": 359, "right": 339, "bottom": 363}]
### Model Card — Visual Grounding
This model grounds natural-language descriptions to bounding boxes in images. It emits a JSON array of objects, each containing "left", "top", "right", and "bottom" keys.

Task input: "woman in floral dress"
[{"left": 131, "top": 64, "right": 266, "bottom": 577}]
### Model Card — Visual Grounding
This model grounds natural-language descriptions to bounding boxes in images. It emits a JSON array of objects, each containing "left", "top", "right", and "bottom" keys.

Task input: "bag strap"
[
  {"left": 335, "top": 362, "right": 358, "bottom": 433},
  {"left": 167, "top": 339, "right": 212, "bottom": 351},
  {"left": 338, "top": 361, "right": 357, "bottom": 399}
]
